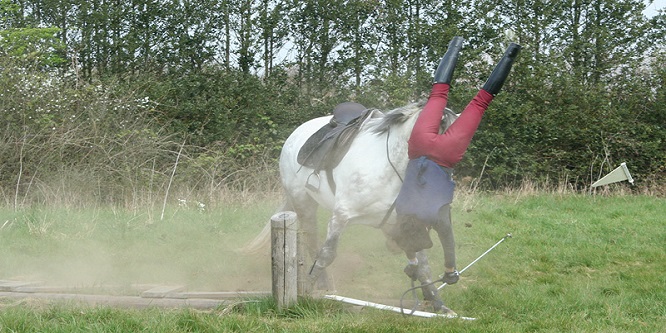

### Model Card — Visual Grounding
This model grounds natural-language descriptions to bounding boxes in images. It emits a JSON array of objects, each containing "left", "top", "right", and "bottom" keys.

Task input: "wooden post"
[
  {"left": 271, "top": 211, "right": 298, "bottom": 309},
  {"left": 296, "top": 221, "right": 308, "bottom": 296}
]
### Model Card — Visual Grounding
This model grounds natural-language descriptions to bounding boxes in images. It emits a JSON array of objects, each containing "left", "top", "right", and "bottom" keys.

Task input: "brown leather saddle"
[{"left": 297, "top": 102, "right": 373, "bottom": 193}]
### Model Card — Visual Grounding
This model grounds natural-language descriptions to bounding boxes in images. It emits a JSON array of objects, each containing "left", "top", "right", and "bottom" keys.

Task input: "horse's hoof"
[
  {"left": 429, "top": 299, "right": 444, "bottom": 312},
  {"left": 316, "top": 273, "right": 333, "bottom": 290},
  {"left": 440, "top": 306, "right": 458, "bottom": 317}
]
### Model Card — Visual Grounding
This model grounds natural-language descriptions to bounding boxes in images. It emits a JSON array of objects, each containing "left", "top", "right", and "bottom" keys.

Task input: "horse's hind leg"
[
  {"left": 308, "top": 212, "right": 347, "bottom": 289},
  {"left": 286, "top": 191, "right": 332, "bottom": 290}
]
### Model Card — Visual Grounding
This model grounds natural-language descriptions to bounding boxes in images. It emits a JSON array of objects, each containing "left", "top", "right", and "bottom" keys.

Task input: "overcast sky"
[{"left": 644, "top": 0, "right": 665, "bottom": 17}]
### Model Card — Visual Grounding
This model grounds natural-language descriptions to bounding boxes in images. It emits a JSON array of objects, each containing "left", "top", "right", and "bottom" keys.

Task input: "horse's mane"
[
  {"left": 365, "top": 102, "right": 422, "bottom": 134},
  {"left": 365, "top": 101, "right": 458, "bottom": 134}
]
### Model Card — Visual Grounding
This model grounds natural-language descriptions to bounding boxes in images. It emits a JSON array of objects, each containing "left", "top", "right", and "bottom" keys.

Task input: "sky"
[{"left": 644, "top": 0, "right": 665, "bottom": 17}]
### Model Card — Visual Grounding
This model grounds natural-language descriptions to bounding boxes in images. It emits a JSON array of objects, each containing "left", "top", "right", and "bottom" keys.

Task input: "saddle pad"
[
  {"left": 297, "top": 108, "right": 371, "bottom": 170},
  {"left": 297, "top": 124, "right": 337, "bottom": 168}
]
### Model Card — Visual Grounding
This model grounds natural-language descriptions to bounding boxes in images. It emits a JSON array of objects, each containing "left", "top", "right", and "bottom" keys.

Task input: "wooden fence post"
[
  {"left": 296, "top": 220, "right": 308, "bottom": 296},
  {"left": 271, "top": 211, "right": 298, "bottom": 309}
]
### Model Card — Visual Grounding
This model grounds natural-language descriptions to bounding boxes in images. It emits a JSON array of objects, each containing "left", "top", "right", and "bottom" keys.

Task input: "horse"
[{"left": 242, "top": 102, "right": 459, "bottom": 312}]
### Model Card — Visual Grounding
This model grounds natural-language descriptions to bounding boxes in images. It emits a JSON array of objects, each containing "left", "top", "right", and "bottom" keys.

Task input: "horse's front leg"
[
  {"left": 405, "top": 251, "right": 456, "bottom": 315},
  {"left": 308, "top": 212, "right": 347, "bottom": 290}
]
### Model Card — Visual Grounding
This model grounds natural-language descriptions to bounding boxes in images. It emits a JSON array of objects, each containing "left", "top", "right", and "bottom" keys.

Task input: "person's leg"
[
  {"left": 408, "top": 37, "right": 464, "bottom": 159},
  {"left": 433, "top": 204, "right": 460, "bottom": 284},
  {"left": 483, "top": 43, "right": 522, "bottom": 95},
  {"left": 433, "top": 36, "right": 464, "bottom": 85},
  {"left": 430, "top": 90, "right": 492, "bottom": 167},
  {"left": 425, "top": 43, "right": 522, "bottom": 168}
]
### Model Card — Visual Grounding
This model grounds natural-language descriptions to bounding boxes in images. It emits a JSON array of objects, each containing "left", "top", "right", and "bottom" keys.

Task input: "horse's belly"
[{"left": 330, "top": 135, "right": 405, "bottom": 226}]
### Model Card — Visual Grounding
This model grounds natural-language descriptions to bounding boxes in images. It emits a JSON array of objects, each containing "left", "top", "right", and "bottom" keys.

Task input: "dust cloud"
[{"left": 2, "top": 210, "right": 411, "bottom": 301}]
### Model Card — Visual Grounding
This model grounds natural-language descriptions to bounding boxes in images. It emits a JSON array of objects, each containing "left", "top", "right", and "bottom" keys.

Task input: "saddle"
[{"left": 297, "top": 102, "right": 374, "bottom": 192}]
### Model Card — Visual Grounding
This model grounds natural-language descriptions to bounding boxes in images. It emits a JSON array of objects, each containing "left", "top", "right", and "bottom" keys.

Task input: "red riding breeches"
[{"left": 408, "top": 83, "right": 494, "bottom": 168}]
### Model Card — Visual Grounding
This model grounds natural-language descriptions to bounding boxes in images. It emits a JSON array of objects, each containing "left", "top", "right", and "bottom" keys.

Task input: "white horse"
[
  {"left": 243, "top": 102, "right": 459, "bottom": 312},
  {"left": 243, "top": 35, "right": 521, "bottom": 314},
  {"left": 245, "top": 103, "right": 458, "bottom": 310}
]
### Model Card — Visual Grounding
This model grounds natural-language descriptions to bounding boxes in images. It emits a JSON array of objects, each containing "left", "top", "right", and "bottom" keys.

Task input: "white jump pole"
[
  {"left": 271, "top": 211, "right": 298, "bottom": 309},
  {"left": 323, "top": 295, "right": 476, "bottom": 320}
]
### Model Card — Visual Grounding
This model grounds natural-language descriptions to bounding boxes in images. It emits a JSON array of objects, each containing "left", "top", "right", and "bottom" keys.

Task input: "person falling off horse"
[{"left": 390, "top": 37, "right": 521, "bottom": 313}]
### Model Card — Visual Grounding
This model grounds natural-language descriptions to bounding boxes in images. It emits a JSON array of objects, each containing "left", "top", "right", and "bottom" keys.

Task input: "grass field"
[{"left": 1, "top": 191, "right": 664, "bottom": 332}]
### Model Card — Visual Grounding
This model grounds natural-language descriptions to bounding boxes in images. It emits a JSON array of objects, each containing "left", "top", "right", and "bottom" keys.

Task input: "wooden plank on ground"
[
  {"left": 17, "top": 285, "right": 137, "bottom": 294},
  {"left": 140, "top": 285, "right": 185, "bottom": 298},
  {"left": 0, "top": 280, "right": 41, "bottom": 292},
  {"left": 0, "top": 292, "right": 227, "bottom": 309},
  {"left": 171, "top": 291, "right": 271, "bottom": 299},
  {"left": 12, "top": 286, "right": 76, "bottom": 293}
]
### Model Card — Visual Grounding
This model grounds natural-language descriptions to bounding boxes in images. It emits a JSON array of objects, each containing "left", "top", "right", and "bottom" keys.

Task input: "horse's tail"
[
  {"left": 236, "top": 220, "right": 271, "bottom": 254},
  {"left": 236, "top": 200, "right": 289, "bottom": 254}
]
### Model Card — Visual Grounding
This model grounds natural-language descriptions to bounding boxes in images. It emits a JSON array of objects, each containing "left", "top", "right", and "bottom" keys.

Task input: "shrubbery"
[
  {"left": 1, "top": 51, "right": 664, "bottom": 209},
  {"left": 1, "top": 0, "right": 664, "bottom": 205}
]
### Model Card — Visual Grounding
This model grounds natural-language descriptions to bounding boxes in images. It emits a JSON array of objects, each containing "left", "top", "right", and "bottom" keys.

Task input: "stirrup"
[{"left": 305, "top": 172, "right": 321, "bottom": 192}]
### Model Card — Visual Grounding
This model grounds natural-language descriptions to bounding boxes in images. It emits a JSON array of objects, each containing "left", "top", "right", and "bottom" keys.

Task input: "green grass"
[{"left": 1, "top": 193, "right": 664, "bottom": 332}]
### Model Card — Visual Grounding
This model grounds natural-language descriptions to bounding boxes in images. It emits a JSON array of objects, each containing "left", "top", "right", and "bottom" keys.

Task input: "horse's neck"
[
  {"left": 386, "top": 110, "right": 419, "bottom": 172},
  {"left": 380, "top": 106, "right": 458, "bottom": 163}
]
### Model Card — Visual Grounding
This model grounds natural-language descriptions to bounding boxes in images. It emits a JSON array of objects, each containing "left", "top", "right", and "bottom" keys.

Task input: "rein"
[
  {"left": 399, "top": 278, "right": 443, "bottom": 316},
  {"left": 398, "top": 233, "right": 513, "bottom": 316},
  {"left": 378, "top": 126, "right": 403, "bottom": 228}
]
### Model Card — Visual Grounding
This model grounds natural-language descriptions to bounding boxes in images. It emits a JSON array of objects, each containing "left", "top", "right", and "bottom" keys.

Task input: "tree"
[
  {"left": 233, "top": 0, "right": 256, "bottom": 73},
  {"left": 552, "top": 0, "right": 649, "bottom": 86},
  {"left": 375, "top": 0, "right": 409, "bottom": 77},
  {"left": 333, "top": 0, "right": 378, "bottom": 89},
  {"left": 258, "top": 0, "right": 289, "bottom": 78},
  {"left": 0, "top": 0, "right": 65, "bottom": 68}
]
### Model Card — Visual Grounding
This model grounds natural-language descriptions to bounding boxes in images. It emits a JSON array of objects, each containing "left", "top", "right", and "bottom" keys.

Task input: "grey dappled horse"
[{"left": 243, "top": 103, "right": 459, "bottom": 312}]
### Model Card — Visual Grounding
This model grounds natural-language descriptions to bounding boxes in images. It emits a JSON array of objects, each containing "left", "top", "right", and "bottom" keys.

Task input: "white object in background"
[{"left": 591, "top": 162, "right": 634, "bottom": 187}]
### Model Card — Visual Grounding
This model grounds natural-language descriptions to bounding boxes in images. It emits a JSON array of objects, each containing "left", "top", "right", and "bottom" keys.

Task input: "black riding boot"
[
  {"left": 433, "top": 36, "right": 464, "bottom": 84},
  {"left": 482, "top": 43, "right": 522, "bottom": 95}
]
